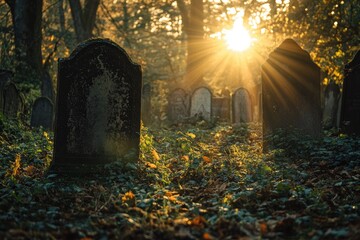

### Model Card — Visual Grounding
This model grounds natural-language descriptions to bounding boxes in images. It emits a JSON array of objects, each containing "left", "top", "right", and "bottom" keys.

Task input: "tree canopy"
[{"left": 0, "top": 0, "right": 359, "bottom": 89}]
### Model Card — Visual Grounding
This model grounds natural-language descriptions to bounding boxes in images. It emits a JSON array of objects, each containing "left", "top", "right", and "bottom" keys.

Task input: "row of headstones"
[
  {"left": 262, "top": 39, "right": 360, "bottom": 146},
  {"left": 0, "top": 70, "right": 54, "bottom": 130},
  {"left": 5, "top": 37, "right": 355, "bottom": 173},
  {"left": 168, "top": 87, "right": 253, "bottom": 124}
]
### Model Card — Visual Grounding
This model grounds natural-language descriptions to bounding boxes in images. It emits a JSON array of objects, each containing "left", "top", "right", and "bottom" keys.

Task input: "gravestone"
[
  {"left": 141, "top": 83, "right": 151, "bottom": 125},
  {"left": 51, "top": 39, "right": 142, "bottom": 172},
  {"left": 3, "top": 82, "right": 24, "bottom": 118},
  {"left": 340, "top": 51, "right": 360, "bottom": 135},
  {"left": 0, "top": 70, "right": 13, "bottom": 113},
  {"left": 323, "top": 81, "right": 340, "bottom": 129},
  {"left": 30, "top": 97, "right": 54, "bottom": 130},
  {"left": 232, "top": 88, "right": 252, "bottom": 123},
  {"left": 190, "top": 87, "right": 212, "bottom": 121},
  {"left": 168, "top": 88, "right": 190, "bottom": 124},
  {"left": 262, "top": 39, "right": 321, "bottom": 142},
  {"left": 41, "top": 71, "right": 55, "bottom": 103},
  {"left": 212, "top": 97, "right": 230, "bottom": 122}
]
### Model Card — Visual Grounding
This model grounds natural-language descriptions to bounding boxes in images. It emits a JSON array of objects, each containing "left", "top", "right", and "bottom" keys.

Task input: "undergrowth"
[{"left": 1, "top": 117, "right": 360, "bottom": 239}]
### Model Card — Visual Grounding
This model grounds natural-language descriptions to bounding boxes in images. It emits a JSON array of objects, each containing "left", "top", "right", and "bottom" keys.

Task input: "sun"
[{"left": 224, "top": 18, "right": 252, "bottom": 52}]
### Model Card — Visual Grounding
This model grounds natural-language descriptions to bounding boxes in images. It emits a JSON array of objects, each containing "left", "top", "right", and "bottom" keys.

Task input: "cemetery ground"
[{"left": 1, "top": 117, "right": 360, "bottom": 239}]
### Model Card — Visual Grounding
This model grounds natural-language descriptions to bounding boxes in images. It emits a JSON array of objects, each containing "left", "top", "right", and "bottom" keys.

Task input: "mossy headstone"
[{"left": 51, "top": 39, "right": 142, "bottom": 173}]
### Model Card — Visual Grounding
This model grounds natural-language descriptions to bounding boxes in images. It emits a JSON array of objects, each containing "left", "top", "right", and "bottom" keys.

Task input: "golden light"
[{"left": 224, "top": 17, "right": 252, "bottom": 52}]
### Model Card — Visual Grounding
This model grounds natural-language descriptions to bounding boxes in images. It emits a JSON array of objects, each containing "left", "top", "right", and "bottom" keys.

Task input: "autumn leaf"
[
  {"left": 6, "top": 154, "right": 21, "bottom": 177},
  {"left": 259, "top": 222, "right": 268, "bottom": 235},
  {"left": 146, "top": 162, "right": 157, "bottom": 169},
  {"left": 151, "top": 149, "right": 160, "bottom": 161},
  {"left": 191, "top": 216, "right": 207, "bottom": 226},
  {"left": 186, "top": 132, "right": 196, "bottom": 139},
  {"left": 181, "top": 155, "right": 189, "bottom": 161},
  {"left": 23, "top": 165, "right": 36, "bottom": 176},
  {"left": 202, "top": 156, "right": 211, "bottom": 164},
  {"left": 202, "top": 232, "right": 213, "bottom": 240},
  {"left": 122, "top": 191, "right": 136, "bottom": 207}
]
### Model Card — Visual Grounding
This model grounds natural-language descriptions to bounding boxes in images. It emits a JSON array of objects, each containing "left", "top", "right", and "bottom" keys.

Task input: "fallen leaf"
[
  {"left": 181, "top": 155, "right": 189, "bottom": 161},
  {"left": 260, "top": 222, "right": 267, "bottom": 235},
  {"left": 152, "top": 149, "right": 160, "bottom": 161},
  {"left": 146, "top": 162, "right": 157, "bottom": 169},
  {"left": 202, "top": 156, "right": 211, "bottom": 164},
  {"left": 202, "top": 232, "right": 213, "bottom": 240},
  {"left": 191, "top": 216, "right": 207, "bottom": 226}
]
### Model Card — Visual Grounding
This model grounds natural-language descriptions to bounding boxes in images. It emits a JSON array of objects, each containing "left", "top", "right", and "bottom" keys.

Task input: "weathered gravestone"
[
  {"left": 41, "top": 71, "right": 55, "bottom": 103},
  {"left": 141, "top": 83, "right": 151, "bottom": 125},
  {"left": 3, "top": 82, "right": 24, "bottom": 118},
  {"left": 168, "top": 88, "right": 190, "bottom": 124},
  {"left": 232, "top": 88, "right": 252, "bottom": 123},
  {"left": 340, "top": 51, "right": 360, "bottom": 135},
  {"left": 212, "top": 97, "right": 230, "bottom": 122},
  {"left": 30, "top": 97, "right": 54, "bottom": 130},
  {"left": 262, "top": 39, "right": 321, "bottom": 143},
  {"left": 0, "top": 70, "right": 13, "bottom": 113},
  {"left": 51, "top": 39, "right": 142, "bottom": 173},
  {"left": 190, "top": 87, "right": 212, "bottom": 121},
  {"left": 323, "top": 81, "right": 340, "bottom": 129},
  {"left": 212, "top": 89, "right": 230, "bottom": 122}
]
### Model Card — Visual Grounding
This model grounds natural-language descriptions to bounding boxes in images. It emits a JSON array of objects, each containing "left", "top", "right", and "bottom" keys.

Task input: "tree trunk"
[
  {"left": 69, "top": 0, "right": 100, "bottom": 43},
  {"left": 177, "top": 0, "right": 205, "bottom": 89},
  {"left": 6, "top": 0, "right": 43, "bottom": 83}
]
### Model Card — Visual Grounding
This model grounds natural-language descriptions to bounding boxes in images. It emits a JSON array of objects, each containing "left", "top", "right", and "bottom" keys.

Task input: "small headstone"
[
  {"left": 51, "top": 38, "right": 142, "bottom": 172},
  {"left": 41, "top": 71, "right": 55, "bottom": 103},
  {"left": 190, "top": 87, "right": 212, "bottom": 121},
  {"left": 212, "top": 97, "right": 230, "bottom": 122},
  {"left": 3, "top": 82, "right": 24, "bottom": 118},
  {"left": 141, "top": 83, "right": 151, "bottom": 125},
  {"left": 323, "top": 81, "right": 340, "bottom": 129},
  {"left": 30, "top": 97, "right": 54, "bottom": 130},
  {"left": 262, "top": 39, "right": 321, "bottom": 144},
  {"left": 340, "top": 51, "right": 360, "bottom": 135},
  {"left": 168, "top": 88, "right": 190, "bottom": 124},
  {"left": 0, "top": 70, "right": 13, "bottom": 113},
  {"left": 232, "top": 88, "right": 252, "bottom": 123}
]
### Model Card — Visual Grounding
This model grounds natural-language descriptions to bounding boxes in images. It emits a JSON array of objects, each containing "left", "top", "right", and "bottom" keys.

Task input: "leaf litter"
[{"left": 1, "top": 120, "right": 360, "bottom": 239}]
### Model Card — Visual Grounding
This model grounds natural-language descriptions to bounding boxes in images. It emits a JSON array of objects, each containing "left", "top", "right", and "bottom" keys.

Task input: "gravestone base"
[{"left": 48, "top": 163, "right": 107, "bottom": 176}]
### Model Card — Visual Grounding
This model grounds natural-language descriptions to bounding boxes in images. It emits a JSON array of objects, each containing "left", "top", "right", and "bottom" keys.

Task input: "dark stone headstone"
[
  {"left": 262, "top": 39, "right": 321, "bottom": 142},
  {"left": 3, "top": 82, "right": 24, "bottom": 118},
  {"left": 51, "top": 39, "right": 142, "bottom": 172},
  {"left": 41, "top": 71, "right": 55, "bottom": 103},
  {"left": 340, "top": 51, "right": 360, "bottom": 135},
  {"left": 30, "top": 97, "right": 54, "bottom": 130},
  {"left": 168, "top": 88, "right": 190, "bottom": 124},
  {"left": 232, "top": 88, "right": 252, "bottom": 123},
  {"left": 0, "top": 70, "right": 13, "bottom": 113},
  {"left": 190, "top": 87, "right": 212, "bottom": 121},
  {"left": 141, "top": 83, "right": 151, "bottom": 125},
  {"left": 212, "top": 97, "right": 230, "bottom": 122},
  {"left": 323, "top": 81, "right": 340, "bottom": 129}
]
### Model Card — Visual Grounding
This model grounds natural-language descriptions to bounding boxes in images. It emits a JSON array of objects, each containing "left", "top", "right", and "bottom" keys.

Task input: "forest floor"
[{"left": 1, "top": 116, "right": 360, "bottom": 239}]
